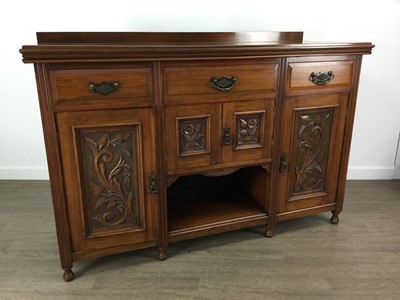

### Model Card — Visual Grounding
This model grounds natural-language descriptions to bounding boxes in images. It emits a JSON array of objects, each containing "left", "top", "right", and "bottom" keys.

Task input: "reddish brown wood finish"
[
  {"left": 34, "top": 63, "right": 74, "bottom": 281},
  {"left": 49, "top": 64, "right": 153, "bottom": 104},
  {"left": 20, "top": 32, "right": 373, "bottom": 281},
  {"left": 164, "top": 99, "right": 274, "bottom": 174},
  {"left": 163, "top": 59, "right": 278, "bottom": 105},
  {"left": 287, "top": 61, "right": 354, "bottom": 90},
  {"left": 277, "top": 93, "right": 349, "bottom": 215},
  {"left": 167, "top": 170, "right": 268, "bottom": 242},
  {"left": 36, "top": 31, "right": 304, "bottom": 45},
  {"left": 56, "top": 108, "right": 158, "bottom": 254},
  {"left": 20, "top": 32, "right": 373, "bottom": 63}
]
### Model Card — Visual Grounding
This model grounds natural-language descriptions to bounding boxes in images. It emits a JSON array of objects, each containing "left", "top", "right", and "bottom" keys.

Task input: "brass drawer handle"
[
  {"left": 88, "top": 81, "right": 120, "bottom": 95},
  {"left": 211, "top": 76, "right": 237, "bottom": 91},
  {"left": 309, "top": 71, "right": 334, "bottom": 85}
]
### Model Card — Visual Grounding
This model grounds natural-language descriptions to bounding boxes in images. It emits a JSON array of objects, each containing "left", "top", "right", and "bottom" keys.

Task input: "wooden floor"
[{"left": 0, "top": 180, "right": 399, "bottom": 299}]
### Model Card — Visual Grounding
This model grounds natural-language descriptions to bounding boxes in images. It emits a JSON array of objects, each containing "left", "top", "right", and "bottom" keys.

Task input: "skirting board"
[
  {"left": 0, "top": 167, "right": 398, "bottom": 180},
  {"left": 0, "top": 168, "right": 49, "bottom": 180},
  {"left": 347, "top": 167, "right": 398, "bottom": 180}
]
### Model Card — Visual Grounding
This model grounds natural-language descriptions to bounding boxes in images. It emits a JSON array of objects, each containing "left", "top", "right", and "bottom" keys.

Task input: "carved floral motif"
[
  {"left": 81, "top": 129, "right": 140, "bottom": 230},
  {"left": 182, "top": 123, "right": 204, "bottom": 149},
  {"left": 293, "top": 110, "right": 333, "bottom": 194},
  {"left": 235, "top": 112, "right": 264, "bottom": 149},
  {"left": 238, "top": 117, "right": 259, "bottom": 144},
  {"left": 178, "top": 118, "right": 208, "bottom": 156}
]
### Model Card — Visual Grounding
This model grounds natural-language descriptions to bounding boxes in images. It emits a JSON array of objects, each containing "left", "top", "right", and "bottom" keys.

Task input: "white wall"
[{"left": 1, "top": 0, "right": 399, "bottom": 180}]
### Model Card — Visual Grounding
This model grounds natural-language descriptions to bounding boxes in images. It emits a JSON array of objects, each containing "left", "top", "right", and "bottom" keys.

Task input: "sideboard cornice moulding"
[{"left": 20, "top": 32, "right": 373, "bottom": 62}]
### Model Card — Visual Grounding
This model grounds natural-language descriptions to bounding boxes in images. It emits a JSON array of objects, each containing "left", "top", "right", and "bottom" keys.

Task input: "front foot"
[
  {"left": 330, "top": 212, "right": 339, "bottom": 224},
  {"left": 159, "top": 247, "right": 167, "bottom": 261},
  {"left": 63, "top": 268, "right": 74, "bottom": 282},
  {"left": 265, "top": 227, "right": 273, "bottom": 238}
]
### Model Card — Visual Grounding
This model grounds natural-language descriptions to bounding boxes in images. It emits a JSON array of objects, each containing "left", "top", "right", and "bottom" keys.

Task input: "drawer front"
[
  {"left": 163, "top": 60, "right": 279, "bottom": 104},
  {"left": 49, "top": 64, "right": 153, "bottom": 107},
  {"left": 287, "top": 60, "right": 354, "bottom": 90}
]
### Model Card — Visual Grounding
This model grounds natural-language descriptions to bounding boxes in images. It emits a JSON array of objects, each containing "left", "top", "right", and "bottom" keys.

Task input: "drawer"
[
  {"left": 49, "top": 65, "right": 153, "bottom": 108},
  {"left": 287, "top": 60, "right": 354, "bottom": 90},
  {"left": 163, "top": 60, "right": 278, "bottom": 104}
]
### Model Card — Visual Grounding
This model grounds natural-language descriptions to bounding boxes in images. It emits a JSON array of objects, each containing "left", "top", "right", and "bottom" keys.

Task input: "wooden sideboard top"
[{"left": 20, "top": 32, "right": 374, "bottom": 63}]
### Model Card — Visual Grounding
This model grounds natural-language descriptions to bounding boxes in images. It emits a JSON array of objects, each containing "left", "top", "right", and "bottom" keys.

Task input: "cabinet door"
[
  {"left": 165, "top": 103, "right": 223, "bottom": 172},
  {"left": 277, "top": 93, "right": 348, "bottom": 214},
  {"left": 56, "top": 108, "right": 158, "bottom": 253},
  {"left": 222, "top": 99, "right": 275, "bottom": 163},
  {"left": 165, "top": 100, "right": 274, "bottom": 173}
]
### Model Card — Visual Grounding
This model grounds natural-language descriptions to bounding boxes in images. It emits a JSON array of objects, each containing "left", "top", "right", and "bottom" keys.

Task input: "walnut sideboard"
[{"left": 20, "top": 32, "right": 374, "bottom": 281}]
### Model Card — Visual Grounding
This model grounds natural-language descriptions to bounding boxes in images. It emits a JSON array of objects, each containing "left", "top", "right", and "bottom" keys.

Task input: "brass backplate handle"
[
  {"left": 211, "top": 76, "right": 237, "bottom": 91},
  {"left": 309, "top": 71, "right": 334, "bottom": 85},
  {"left": 88, "top": 81, "right": 120, "bottom": 95}
]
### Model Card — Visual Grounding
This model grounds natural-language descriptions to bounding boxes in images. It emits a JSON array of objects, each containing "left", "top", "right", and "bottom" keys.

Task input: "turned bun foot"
[
  {"left": 330, "top": 213, "right": 339, "bottom": 224},
  {"left": 63, "top": 268, "right": 74, "bottom": 282},
  {"left": 265, "top": 228, "right": 273, "bottom": 238},
  {"left": 159, "top": 248, "right": 167, "bottom": 261}
]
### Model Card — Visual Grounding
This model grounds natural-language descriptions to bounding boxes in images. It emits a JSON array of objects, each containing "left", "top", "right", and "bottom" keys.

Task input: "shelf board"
[{"left": 167, "top": 190, "right": 267, "bottom": 242}]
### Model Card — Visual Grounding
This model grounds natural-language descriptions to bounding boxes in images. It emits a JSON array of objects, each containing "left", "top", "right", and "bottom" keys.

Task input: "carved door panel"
[
  {"left": 56, "top": 108, "right": 158, "bottom": 253},
  {"left": 222, "top": 99, "right": 275, "bottom": 163},
  {"left": 277, "top": 93, "right": 348, "bottom": 214},
  {"left": 165, "top": 103, "right": 223, "bottom": 172}
]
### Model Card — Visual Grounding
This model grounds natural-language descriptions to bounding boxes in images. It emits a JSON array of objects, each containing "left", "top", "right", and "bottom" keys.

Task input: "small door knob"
[
  {"left": 149, "top": 174, "right": 158, "bottom": 194},
  {"left": 222, "top": 128, "right": 231, "bottom": 145}
]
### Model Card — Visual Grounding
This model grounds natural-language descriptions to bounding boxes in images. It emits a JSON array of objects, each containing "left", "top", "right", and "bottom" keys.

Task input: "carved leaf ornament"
[
  {"left": 84, "top": 130, "right": 139, "bottom": 228},
  {"left": 294, "top": 111, "right": 332, "bottom": 193},
  {"left": 239, "top": 117, "right": 259, "bottom": 143},
  {"left": 182, "top": 123, "right": 204, "bottom": 149}
]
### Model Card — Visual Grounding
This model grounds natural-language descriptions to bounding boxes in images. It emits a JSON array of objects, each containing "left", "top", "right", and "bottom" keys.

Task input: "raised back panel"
[{"left": 37, "top": 32, "right": 304, "bottom": 45}]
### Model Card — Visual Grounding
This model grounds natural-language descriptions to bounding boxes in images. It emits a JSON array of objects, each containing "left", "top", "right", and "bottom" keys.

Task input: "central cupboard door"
[
  {"left": 56, "top": 108, "right": 158, "bottom": 255},
  {"left": 164, "top": 99, "right": 275, "bottom": 173}
]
